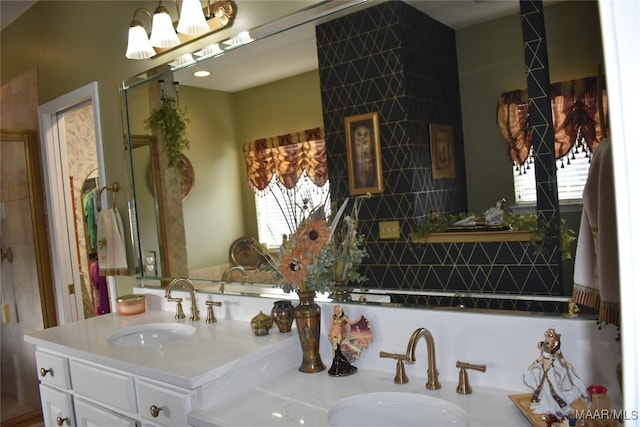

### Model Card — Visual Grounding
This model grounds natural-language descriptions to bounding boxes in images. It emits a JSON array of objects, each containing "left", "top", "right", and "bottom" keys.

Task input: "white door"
[{"left": 38, "top": 82, "right": 107, "bottom": 324}]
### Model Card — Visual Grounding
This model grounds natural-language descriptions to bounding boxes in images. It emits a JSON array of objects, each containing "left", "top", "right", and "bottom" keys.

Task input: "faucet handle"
[
  {"left": 455, "top": 361, "right": 487, "bottom": 394},
  {"left": 167, "top": 297, "right": 186, "bottom": 319},
  {"left": 206, "top": 301, "right": 222, "bottom": 323},
  {"left": 379, "top": 351, "right": 409, "bottom": 384}
]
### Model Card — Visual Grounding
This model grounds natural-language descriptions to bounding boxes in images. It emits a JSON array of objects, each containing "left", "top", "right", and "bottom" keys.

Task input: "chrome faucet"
[
  {"left": 166, "top": 277, "right": 199, "bottom": 321},
  {"left": 221, "top": 264, "right": 248, "bottom": 283},
  {"left": 406, "top": 327, "right": 441, "bottom": 390}
]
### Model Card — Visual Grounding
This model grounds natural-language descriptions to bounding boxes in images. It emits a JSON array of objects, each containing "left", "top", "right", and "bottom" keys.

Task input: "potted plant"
[{"left": 144, "top": 96, "right": 190, "bottom": 168}]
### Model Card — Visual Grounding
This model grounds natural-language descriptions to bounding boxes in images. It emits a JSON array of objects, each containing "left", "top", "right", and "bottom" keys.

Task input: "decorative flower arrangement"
[{"left": 261, "top": 196, "right": 370, "bottom": 294}]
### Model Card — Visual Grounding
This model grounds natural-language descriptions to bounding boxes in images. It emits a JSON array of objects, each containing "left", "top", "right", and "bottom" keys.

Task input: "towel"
[
  {"left": 572, "top": 137, "right": 620, "bottom": 325},
  {"left": 97, "top": 207, "right": 128, "bottom": 276}
]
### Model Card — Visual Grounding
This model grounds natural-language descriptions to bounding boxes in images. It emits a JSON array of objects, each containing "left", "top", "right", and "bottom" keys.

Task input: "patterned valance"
[
  {"left": 243, "top": 127, "right": 327, "bottom": 192},
  {"left": 497, "top": 76, "right": 608, "bottom": 167}
]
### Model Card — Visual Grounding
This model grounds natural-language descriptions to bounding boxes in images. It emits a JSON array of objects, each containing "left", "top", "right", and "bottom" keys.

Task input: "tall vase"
[{"left": 294, "top": 290, "right": 326, "bottom": 373}]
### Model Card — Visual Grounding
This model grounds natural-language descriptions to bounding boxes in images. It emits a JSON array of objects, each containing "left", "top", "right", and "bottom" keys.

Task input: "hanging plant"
[{"left": 144, "top": 96, "right": 190, "bottom": 168}]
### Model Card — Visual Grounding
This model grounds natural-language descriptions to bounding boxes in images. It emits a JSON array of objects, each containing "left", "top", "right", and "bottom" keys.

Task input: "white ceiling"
[{"left": 174, "top": 0, "right": 527, "bottom": 93}]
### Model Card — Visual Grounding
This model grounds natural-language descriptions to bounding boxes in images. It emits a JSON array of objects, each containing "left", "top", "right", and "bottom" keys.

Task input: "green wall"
[{"left": 457, "top": 1, "right": 603, "bottom": 213}]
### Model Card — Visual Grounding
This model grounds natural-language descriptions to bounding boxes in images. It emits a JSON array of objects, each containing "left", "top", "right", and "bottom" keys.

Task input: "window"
[
  {"left": 243, "top": 127, "right": 329, "bottom": 249},
  {"left": 255, "top": 173, "right": 330, "bottom": 248},
  {"left": 513, "top": 145, "right": 592, "bottom": 204}
]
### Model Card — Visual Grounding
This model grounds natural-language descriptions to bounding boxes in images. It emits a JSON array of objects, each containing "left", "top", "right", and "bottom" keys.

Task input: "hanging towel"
[
  {"left": 97, "top": 207, "right": 128, "bottom": 276},
  {"left": 572, "top": 137, "right": 620, "bottom": 326}
]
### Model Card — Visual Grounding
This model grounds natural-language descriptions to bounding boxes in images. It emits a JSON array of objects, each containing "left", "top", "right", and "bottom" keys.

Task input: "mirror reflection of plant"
[
  {"left": 412, "top": 211, "right": 472, "bottom": 238},
  {"left": 505, "top": 212, "right": 576, "bottom": 261},
  {"left": 412, "top": 211, "right": 576, "bottom": 260},
  {"left": 144, "top": 96, "right": 190, "bottom": 168}
]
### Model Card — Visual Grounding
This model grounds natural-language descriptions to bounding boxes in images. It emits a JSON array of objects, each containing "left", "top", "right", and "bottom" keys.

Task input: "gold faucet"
[
  {"left": 166, "top": 277, "right": 199, "bottom": 321},
  {"left": 405, "top": 327, "right": 441, "bottom": 390},
  {"left": 221, "top": 264, "right": 248, "bottom": 283}
]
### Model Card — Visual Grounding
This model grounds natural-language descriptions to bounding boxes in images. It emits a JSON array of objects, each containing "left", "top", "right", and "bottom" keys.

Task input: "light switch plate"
[{"left": 379, "top": 220, "right": 400, "bottom": 239}]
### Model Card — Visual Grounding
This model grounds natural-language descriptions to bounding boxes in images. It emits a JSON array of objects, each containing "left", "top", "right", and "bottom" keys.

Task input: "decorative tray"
[
  {"left": 229, "top": 237, "right": 264, "bottom": 270},
  {"left": 508, "top": 393, "right": 589, "bottom": 427}
]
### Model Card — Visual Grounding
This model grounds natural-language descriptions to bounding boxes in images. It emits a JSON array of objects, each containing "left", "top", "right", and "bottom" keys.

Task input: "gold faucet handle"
[
  {"left": 455, "top": 361, "right": 487, "bottom": 394},
  {"left": 167, "top": 297, "right": 186, "bottom": 319},
  {"left": 206, "top": 300, "right": 222, "bottom": 323},
  {"left": 379, "top": 351, "right": 409, "bottom": 384}
]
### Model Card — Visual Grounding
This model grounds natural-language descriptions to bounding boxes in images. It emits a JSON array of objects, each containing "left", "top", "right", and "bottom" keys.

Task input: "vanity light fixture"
[
  {"left": 194, "top": 43, "right": 224, "bottom": 58},
  {"left": 149, "top": 2, "right": 181, "bottom": 48},
  {"left": 125, "top": 0, "right": 237, "bottom": 60},
  {"left": 169, "top": 53, "right": 197, "bottom": 68},
  {"left": 221, "top": 30, "right": 253, "bottom": 49}
]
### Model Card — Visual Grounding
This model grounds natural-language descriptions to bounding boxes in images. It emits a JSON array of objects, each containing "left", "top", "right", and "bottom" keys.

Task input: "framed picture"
[
  {"left": 429, "top": 123, "right": 456, "bottom": 179},
  {"left": 345, "top": 112, "right": 384, "bottom": 195}
]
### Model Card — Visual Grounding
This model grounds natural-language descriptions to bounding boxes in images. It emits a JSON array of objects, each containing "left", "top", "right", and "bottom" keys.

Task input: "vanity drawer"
[
  {"left": 75, "top": 398, "right": 137, "bottom": 427},
  {"left": 137, "top": 379, "right": 193, "bottom": 427},
  {"left": 36, "top": 350, "right": 70, "bottom": 389},
  {"left": 69, "top": 359, "right": 137, "bottom": 414}
]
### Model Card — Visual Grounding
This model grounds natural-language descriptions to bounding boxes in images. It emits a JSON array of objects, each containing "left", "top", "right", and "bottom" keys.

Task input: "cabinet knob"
[
  {"left": 150, "top": 404, "right": 163, "bottom": 418},
  {"left": 56, "top": 416, "right": 69, "bottom": 426},
  {"left": 40, "top": 367, "right": 52, "bottom": 377}
]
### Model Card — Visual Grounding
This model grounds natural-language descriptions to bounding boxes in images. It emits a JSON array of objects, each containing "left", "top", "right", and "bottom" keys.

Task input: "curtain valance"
[
  {"left": 497, "top": 76, "right": 608, "bottom": 167},
  {"left": 243, "top": 127, "right": 327, "bottom": 192}
]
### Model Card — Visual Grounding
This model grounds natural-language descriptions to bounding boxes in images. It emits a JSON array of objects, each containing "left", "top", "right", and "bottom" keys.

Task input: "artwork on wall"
[
  {"left": 429, "top": 123, "right": 456, "bottom": 179},
  {"left": 345, "top": 112, "right": 383, "bottom": 195},
  {"left": 178, "top": 154, "right": 194, "bottom": 201}
]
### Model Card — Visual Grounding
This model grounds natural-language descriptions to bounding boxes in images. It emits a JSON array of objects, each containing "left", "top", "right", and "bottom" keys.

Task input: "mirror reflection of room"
[{"left": 124, "top": 0, "right": 605, "bottom": 315}]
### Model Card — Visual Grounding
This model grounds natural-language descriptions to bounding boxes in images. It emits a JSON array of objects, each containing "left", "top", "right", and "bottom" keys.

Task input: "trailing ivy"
[
  {"left": 144, "top": 97, "right": 190, "bottom": 168},
  {"left": 505, "top": 211, "right": 576, "bottom": 260}
]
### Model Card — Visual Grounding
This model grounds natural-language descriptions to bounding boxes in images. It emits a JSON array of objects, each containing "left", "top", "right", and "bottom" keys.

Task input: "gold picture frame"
[
  {"left": 345, "top": 112, "right": 384, "bottom": 195},
  {"left": 429, "top": 123, "right": 456, "bottom": 179}
]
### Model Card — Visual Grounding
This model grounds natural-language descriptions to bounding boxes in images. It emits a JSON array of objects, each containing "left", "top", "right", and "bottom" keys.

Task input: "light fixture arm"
[
  {"left": 130, "top": 8, "right": 152, "bottom": 31},
  {"left": 154, "top": 0, "right": 181, "bottom": 21}
]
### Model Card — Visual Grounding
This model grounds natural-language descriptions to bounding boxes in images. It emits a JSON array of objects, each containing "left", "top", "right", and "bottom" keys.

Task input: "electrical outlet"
[{"left": 379, "top": 220, "right": 400, "bottom": 239}]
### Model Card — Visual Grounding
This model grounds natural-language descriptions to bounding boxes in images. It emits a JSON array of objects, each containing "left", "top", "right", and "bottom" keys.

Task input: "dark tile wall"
[{"left": 316, "top": 1, "right": 562, "bottom": 310}]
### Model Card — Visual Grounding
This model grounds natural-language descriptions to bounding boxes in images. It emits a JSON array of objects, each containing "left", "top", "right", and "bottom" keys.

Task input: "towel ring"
[{"left": 98, "top": 182, "right": 119, "bottom": 208}]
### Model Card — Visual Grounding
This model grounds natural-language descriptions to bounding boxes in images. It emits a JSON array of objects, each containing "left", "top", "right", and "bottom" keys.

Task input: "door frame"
[{"left": 38, "top": 82, "right": 106, "bottom": 324}]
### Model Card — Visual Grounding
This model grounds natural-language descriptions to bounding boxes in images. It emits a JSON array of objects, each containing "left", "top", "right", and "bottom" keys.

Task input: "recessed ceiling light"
[{"left": 193, "top": 70, "right": 211, "bottom": 77}]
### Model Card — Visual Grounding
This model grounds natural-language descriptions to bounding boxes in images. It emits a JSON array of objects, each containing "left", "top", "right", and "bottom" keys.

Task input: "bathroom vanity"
[{"left": 25, "top": 289, "right": 621, "bottom": 426}]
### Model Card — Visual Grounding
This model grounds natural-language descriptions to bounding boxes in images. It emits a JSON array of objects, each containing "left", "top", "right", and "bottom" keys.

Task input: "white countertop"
[
  {"left": 188, "top": 367, "right": 526, "bottom": 427},
  {"left": 24, "top": 310, "right": 298, "bottom": 389},
  {"left": 25, "top": 289, "right": 622, "bottom": 427}
]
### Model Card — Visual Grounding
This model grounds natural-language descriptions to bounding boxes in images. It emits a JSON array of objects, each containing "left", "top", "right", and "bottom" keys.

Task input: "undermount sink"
[
  {"left": 107, "top": 322, "right": 196, "bottom": 347},
  {"left": 328, "top": 392, "right": 470, "bottom": 427}
]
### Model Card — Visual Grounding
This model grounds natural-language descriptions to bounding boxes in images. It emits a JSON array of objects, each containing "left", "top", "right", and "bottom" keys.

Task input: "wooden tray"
[{"left": 509, "top": 393, "right": 589, "bottom": 426}]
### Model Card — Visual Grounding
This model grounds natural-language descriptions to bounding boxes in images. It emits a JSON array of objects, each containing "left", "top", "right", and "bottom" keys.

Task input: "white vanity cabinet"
[
  {"left": 39, "top": 384, "right": 75, "bottom": 427},
  {"left": 34, "top": 348, "right": 195, "bottom": 427},
  {"left": 137, "top": 379, "right": 195, "bottom": 426},
  {"left": 36, "top": 350, "right": 75, "bottom": 427}
]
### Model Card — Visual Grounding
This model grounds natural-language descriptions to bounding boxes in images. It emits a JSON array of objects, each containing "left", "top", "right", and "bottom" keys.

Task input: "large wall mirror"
[{"left": 122, "top": 0, "right": 605, "bottom": 317}]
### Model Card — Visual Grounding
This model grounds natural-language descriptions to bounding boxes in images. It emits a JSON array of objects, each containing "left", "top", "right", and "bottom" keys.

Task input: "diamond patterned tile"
[{"left": 316, "top": 1, "right": 563, "bottom": 313}]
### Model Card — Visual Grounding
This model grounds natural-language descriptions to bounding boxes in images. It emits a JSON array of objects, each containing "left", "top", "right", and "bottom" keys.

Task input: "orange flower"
[
  {"left": 297, "top": 220, "right": 331, "bottom": 255},
  {"left": 278, "top": 252, "right": 308, "bottom": 286}
]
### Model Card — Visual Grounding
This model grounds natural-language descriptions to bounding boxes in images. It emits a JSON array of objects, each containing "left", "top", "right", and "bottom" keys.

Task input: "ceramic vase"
[
  {"left": 271, "top": 300, "right": 294, "bottom": 333},
  {"left": 294, "top": 290, "right": 326, "bottom": 373}
]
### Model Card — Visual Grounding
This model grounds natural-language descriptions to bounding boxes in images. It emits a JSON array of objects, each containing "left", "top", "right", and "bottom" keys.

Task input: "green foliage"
[
  {"left": 144, "top": 97, "right": 190, "bottom": 168},
  {"left": 412, "top": 212, "right": 472, "bottom": 238},
  {"left": 505, "top": 212, "right": 576, "bottom": 260},
  {"left": 412, "top": 210, "right": 576, "bottom": 261}
]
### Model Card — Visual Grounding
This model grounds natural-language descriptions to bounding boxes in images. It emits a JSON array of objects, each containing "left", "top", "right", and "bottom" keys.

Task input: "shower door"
[{"left": 1, "top": 130, "right": 56, "bottom": 425}]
